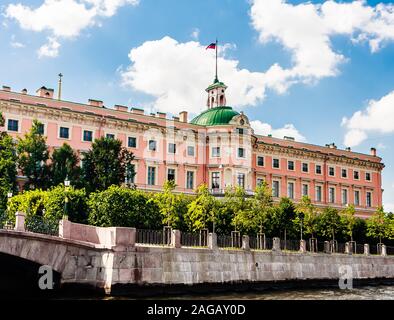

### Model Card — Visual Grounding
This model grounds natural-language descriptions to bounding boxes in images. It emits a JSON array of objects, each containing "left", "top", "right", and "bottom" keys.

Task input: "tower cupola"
[{"left": 206, "top": 78, "right": 227, "bottom": 109}]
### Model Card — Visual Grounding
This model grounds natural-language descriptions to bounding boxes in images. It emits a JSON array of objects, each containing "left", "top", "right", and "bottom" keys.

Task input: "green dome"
[{"left": 191, "top": 106, "right": 239, "bottom": 126}]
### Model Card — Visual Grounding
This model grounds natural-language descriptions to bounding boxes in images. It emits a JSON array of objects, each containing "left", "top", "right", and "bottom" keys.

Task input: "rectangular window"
[
  {"left": 342, "top": 189, "right": 348, "bottom": 205},
  {"left": 59, "top": 127, "right": 69, "bottom": 139},
  {"left": 187, "top": 146, "right": 195, "bottom": 156},
  {"left": 238, "top": 148, "right": 245, "bottom": 158},
  {"left": 147, "top": 167, "right": 156, "bottom": 186},
  {"left": 354, "top": 190, "right": 360, "bottom": 206},
  {"left": 237, "top": 173, "right": 245, "bottom": 188},
  {"left": 186, "top": 171, "right": 194, "bottom": 190},
  {"left": 316, "top": 165, "right": 322, "bottom": 175},
  {"left": 83, "top": 130, "right": 93, "bottom": 142},
  {"left": 37, "top": 123, "right": 45, "bottom": 135},
  {"left": 236, "top": 128, "right": 244, "bottom": 135},
  {"left": 167, "top": 168, "right": 175, "bottom": 182},
  {"left": 316, "top": 186, "right": 322, "bottom": 202},
  {"left": 288, "top": 161, "right": 295, "bottom": 171},
  {"left": 125, "top": 164, "right": 135, "bottom": 184},
  {"left": 272, "top": 181, "right": 280, "bottom": 197},
  {"left": 366, "top": 172, "right": 371, "bottom": 181},
  {"left": 366, "top": 192, "right": 372, "bottom": 207},
  {"left": 329, "top": 167, "right": 335, "bottom": 176},
  {"left": 168, "top": 143, "right": 176, "bottom": 154},
  {"left": 302, "top": 163, "right": 309, "bottom": 173},
  {"left": 212, "top": 147, "right": 220, "bottom": 157},
  {"left": 257, "top": 156, "right": 264, "bottom": 167},
  {"left": 273, "top": 158, "right": 280, "bottom": 169},
  {"left": 256, "top": 178, "right": 264, "bottom": 186},
  {"left": 329, "top": 187, "right": 335, "bottom": 203},
  {"left": 287, "top": 182, "right": 294, "bottom": 199},
  {"left": 212, "top": 172, "right": 220, "bottom": 190},
  {"left": 302, "top": 184, "right": 309, "bottom": 196},
  {"left": 128, "top": 137, "right": 137, "bottom": 148},
  {"left": 342, "top": 169, "right": 347, "bottom": 178},
  {"left": 354, "top": 171, "right": 359, "bottom": 180},
  {"left": 7, "top": 119, "right": 19, "bottom": 132},
  {"left": 148, "top": 140, "right": 157, "bottom": 151},
  {"left": 106, "top": 133, "right": 115, "bottom": 140}
]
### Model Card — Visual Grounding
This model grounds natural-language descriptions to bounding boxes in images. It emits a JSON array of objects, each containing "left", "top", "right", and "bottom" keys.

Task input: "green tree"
[
  {"left": 248, "top": 181, "right": 273, "bottom": 235},
  {"left": 366, "top": 206, "right": 390, "bottom": 243},
  {"left": 185, "top": 184, "right": 218, "bottom": 232},
  {"left": 81, "top": 137, "right": 134, "bottom": 192},
  {"left": 0, "top": 112, "right": 17, "bottom": 211},
  {"left": 88, "top": 185, "right": 161, "bottom": 229},
  {"left": 341, "top": 204, "right": 357, "bottom": 242},
  {"left": 150, "top": 180, "right": 181, "bottom": 228},
  {"left": 318, "top": 207, "right": 342, "bottom": 243},
  {"left": 17, "top": 119, "right": 49, "bottom": 190},
  {"left": 50, "top": 143, "right": 81, "bottom": 187},
  {"left": 225, "top": 186, "right": 250, "bottom": 232},
  {"left": 294, "top": 196, "right": 318, "bottom": 239},
  {"left": 272, "top": 197, "right": 296, "bottom": 241}
]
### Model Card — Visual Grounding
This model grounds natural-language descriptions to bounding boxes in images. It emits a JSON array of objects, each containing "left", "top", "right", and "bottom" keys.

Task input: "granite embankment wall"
[{"left": 2, "top": 216, "right": 394, "bottom": 296}]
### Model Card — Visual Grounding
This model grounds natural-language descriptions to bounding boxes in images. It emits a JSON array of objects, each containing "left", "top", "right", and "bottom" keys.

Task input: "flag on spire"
[{"left": 206, "top": 43, "right": 216, "bottom": 50}]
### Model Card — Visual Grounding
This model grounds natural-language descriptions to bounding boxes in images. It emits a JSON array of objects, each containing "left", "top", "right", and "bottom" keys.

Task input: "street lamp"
[{"left": 64, "top": 176, "right": 70, "bottom": 219}]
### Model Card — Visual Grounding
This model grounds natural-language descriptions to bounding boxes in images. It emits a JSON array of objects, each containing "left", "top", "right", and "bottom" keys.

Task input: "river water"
[{"left": 158, "top": 285, "right": 394, "bottom": 300}]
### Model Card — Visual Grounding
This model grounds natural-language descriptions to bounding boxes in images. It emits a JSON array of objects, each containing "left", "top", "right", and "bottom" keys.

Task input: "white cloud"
[
  {"left": 251, "top": 120, "right": 306, "bottom": 142},
  {"left": 342, "top": 91, "right": 394, "bottom": 147},
  {"left": 250, "top": 0, "right": 394, "bottom": 87},
  {"left": 5, "top": 0, "right": 139, "bottom": 56},
  {"left": 38, "top": 37, "right": 61, "bottom": 58},
  {"left": 10, "top": 35, "right": 25, "bottom": 48},
  {"left": 120, "top": 36, "right": 269, "bottom": 115},
  {"left": 191, "top": 28, "right": 200, "bottom": 40}
]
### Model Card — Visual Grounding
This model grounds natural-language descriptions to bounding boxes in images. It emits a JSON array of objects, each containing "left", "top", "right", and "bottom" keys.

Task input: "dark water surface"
[{"left": 102, "top": 285, "right": 394, "bottom": 300}]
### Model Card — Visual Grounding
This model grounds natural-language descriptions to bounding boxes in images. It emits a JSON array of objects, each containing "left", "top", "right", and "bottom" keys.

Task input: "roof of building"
[{"left": 190, "top": 106, "right": 239, "bottom": 126}]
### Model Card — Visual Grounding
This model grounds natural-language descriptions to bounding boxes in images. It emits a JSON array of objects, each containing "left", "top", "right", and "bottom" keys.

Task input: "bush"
[
  {"left": 7, "top": 186, "right": 88, "bottom": 223},
  {"left": 88, "top": 185, "right": 162, "bottom": 229}
]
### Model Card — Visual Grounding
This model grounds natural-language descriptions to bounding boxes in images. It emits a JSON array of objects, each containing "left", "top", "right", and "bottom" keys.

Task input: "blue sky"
[{"left": 1, "top": 0, "right": 394, "bottom": 210}]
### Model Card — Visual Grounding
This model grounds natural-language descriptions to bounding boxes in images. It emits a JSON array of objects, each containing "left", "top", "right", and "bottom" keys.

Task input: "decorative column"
[
  {"left": 208, "top": 233, "right": 218, "bottom": 250},
  {"left": 364, "top": 244, "right": 370, "bottom": 256},
  {"left": 272, "top": 237, "right": 281, "bottom": 252},
  {"left": 171, "top": 230, "right": 181, "bottom": 248},
  {"left": 14, "top": 211, "right": 26, "bottom": 232},
  {"left": 381, "top": 244, "right": 387, "bottom": 257}
]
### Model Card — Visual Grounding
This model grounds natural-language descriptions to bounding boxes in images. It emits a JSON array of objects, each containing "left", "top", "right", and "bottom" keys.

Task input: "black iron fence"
[
  {"left": 280, "top": 239, "right": 300, "bottom": 251},
  {"left": 181, "top": 230, "right": 208, "bottom": 247},
  {"left": 136, "top": 228, "right": 172, "bottom": 246},
  {"left": 217, "top": 233, "right": 242, "bottom": 249},
  {"left": 25, "top": 216, "right": 59, "bottom": 236}
]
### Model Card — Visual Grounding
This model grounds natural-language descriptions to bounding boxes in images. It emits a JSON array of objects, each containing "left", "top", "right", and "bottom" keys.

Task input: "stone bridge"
[{"left": 1, "top": 212, "right": 394, "bottom": 296}]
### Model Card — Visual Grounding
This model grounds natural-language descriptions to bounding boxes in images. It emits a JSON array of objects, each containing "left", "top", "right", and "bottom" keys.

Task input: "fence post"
[
  {"left": 208, "top": 233, "right": 217, "bottom": 250},
  {"left": 299, "top": 239, "right": 306, "bottom": 253},
  {"left": 272, "top": 237, "right": 281, "bottom": 252},
  {"left": 381, "top": 244, "right": 387, "bottom": 257},
  {"left": 364, "top": 244, "right": 370, "bottom": 256},
  {"left": 242, "top": 235, "right": 250, "bottom": 251},
  {"left": 345, "top": 242, "right": 350, "bottom": 255},
  {"left": 14, "top": 211, "right": 26, "bottom": 232},
  {"left": 324, "top": 241, "right": 331, "bottom": 254},
  {"left": 171, "top": 230, "right": 181, "bottom": 248}
]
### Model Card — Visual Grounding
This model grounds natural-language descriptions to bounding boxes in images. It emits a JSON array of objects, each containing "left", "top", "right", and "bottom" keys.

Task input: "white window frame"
[
  {"left": 302, "top": 183, "right": 309, "bottom": 197},
  {"left": 354, "top": 190, "right": 360, "bottom": 206},
  {"left": 58, "top": 125, "right": 71, "bottom": 140},
  {"left": 301, "top": 162, "right": 309, "bottom": 173},
  {"left": 287, "top": 160, "right": 295, "bottom": 171},
  {"left": 315, "top": 164, "right": 323, "bottom": 175},
  {"left": 353, "top": 170, "right": 360, "bottom": 181},
  {"left": 6, "top": 117, "right": 21, "bottom": 133},
  {"left": 105, "top": 132, "right": 116, "bottom": 140},
  {"left": 211, "top": 171, "right": 221, "bottom": 190},
  {"left": 315, "top": 185, "right": 323, "bottom": 202},
  {"left": 287, "top": 181, "right": 295, "bottom": 199},
  {"left": 147, "top": 165, "right": 158, "bottom": 186},
  {"left": 256, "top": 155, "right": 265, "bottom": 167},
  {"left": 237, "top": 147, "right": 246, "bottom": 159},
  {"left": 148, "top": 139, "right": 157, "bottom": 152},
  {"left": 127, "top": 136, "right": 138, "bottom": 149},
  {"left": 166, "top": 167, "right": 177, "bottom": 183},
  {"left": 341, "top": 189, "right": 348, "bottom": 205},
  {"left": 328, "top": 166, "right": 335, "bottom": 177},
  {"left": 185, "top": 170, "right": 196, "bottom": 190},
  {"left": 82, "top": 129, "right": 94, "bottom": 142},
  {"left": 329, "top": 187, "right": 335, "bottom": 203},
  {"left": 187, "top": 145, "right": 195, "bottom": 157},
  {"left": 365, "top": 172, "right": 372, "bottom": 182},
  {"left": 272, "top": 180, "right": 280, "bottom": 197},
  {"left": 366, "top": 191, "right": 372, "bottom": 207},
  {"left": 341, "top": 168, "right": 348, "bottom": 179},
  {"left": 168, "top": 142, "right": 177, "bottom": 155},
  {"left": 272, "top": 158, "right": 280, "bottom": 169},
  {"left": 211, "top": 146, "right": 221, "bottom": 158}
]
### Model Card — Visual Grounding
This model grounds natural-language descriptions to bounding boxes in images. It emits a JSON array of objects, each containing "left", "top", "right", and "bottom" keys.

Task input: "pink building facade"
[{"left": 0, "top": 80, "right": 385, "bottom": 218}]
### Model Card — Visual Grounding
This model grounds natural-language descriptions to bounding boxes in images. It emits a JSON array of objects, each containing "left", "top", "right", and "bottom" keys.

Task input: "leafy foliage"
[
  {"left": 272, "top": 197, "right": 296, "bottom": 239},
  {"left": 17, "top": 120, "right": 50, "bottom": 190},
  {"left": 50, "top": 143, "right": 81, "bottom": 187},
  {"left": 81, "top": 137, "right": 134, "bottom": 193},
  {"left": 88, "top": 185, "right": 161, "bottom": 229},
  {"left": 317, "top": 207, "right": 342, "bottom": 241},
  {"left": 366, "top": 206, "right": 391, "bottom": 243},
  {"left": 341, "top": 204, "right": 357, "bottom": 241},
  {"left": 294, "top": 196, "right": 318, "bottom": 238},
  {"left": 224, "top": 186, "right": 250, "bottom": 232}
]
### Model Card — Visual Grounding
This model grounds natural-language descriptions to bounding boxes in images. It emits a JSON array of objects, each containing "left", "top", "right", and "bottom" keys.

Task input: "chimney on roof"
[
  {"left": 36, "top": 86, "right": 54, "bottom": 98},
  {"left": 172, "top": 116, "right": 180, "bottom": 121},
  {"left": 131, "top": 107, "right": 144, "bottom": 115},
  {"left": 370, "top": 147, "right": 377, "bottom": 156},
  {"left": 284, "top": 136, "right": 295, "bottom": 141},
  {"left": 346, "top": 147, "right": 351, "bottom": 151},
  {"left": 179, "top": 111, "right": 188, "bottom": 123},
  {"left": 157, "top": 112, "right": 166, "bottom": 119},
  {"left": 88, "top": 99, "right": 103, "bottom": 108},
  {"left": 327, "top": 143, "right": 337, "bottom": 149},
  {"left": 21, "top": 88, "right": 27, "bottom": 95},
  {"left": 114, "top": 105, "right": 128, "bottom": 112},
  {"left": 2, "top": 86, "right": 11, "bottom": 92}
]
